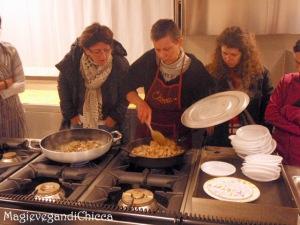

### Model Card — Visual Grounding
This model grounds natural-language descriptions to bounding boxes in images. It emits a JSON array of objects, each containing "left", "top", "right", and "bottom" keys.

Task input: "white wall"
[{"left": 23, "top": 104, "right": 61, "bottom": 139}]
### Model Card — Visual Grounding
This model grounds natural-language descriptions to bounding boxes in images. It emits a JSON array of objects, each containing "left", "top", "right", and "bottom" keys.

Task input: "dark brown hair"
[
  {"left": 293, "top": 40, "right": 300, "bottom": 53},
  {"left": 207, "top": 26, "right": 264, "bottom": 94},
  {"left": 150, "top": 19, "right": 181, "bottom": 41},
  {"left": 79, "top": 23, "right": 113, "bottom": 48}
]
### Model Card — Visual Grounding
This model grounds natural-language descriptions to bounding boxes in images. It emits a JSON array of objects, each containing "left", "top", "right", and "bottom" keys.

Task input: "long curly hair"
[{"left": 207, "top": 26, "right": 264, "bottom": 94}]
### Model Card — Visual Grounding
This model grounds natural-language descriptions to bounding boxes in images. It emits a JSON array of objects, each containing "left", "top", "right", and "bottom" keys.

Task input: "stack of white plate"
[
  {"left": 229, "top": 125, "right": 276, "bottom": 158},
  {"left": 241, "top": 154, "right": 283, "bottom": 182}
]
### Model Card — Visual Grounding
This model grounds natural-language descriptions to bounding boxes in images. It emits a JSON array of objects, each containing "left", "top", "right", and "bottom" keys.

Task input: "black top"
[
  {"left": 55, "top": 39, "right": 129, "bottom": 130},
  {"left": 123, "top": 49, "right": 215, "bottom": 147},
  {"left": 124, "top": 49, "right": 215, "bottom": 109}
]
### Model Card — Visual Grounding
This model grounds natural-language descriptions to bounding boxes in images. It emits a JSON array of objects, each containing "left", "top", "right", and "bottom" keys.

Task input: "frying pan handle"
[
  {"left": 111, "top": 130, "right": 122, "bottom": 143},
  {"left": 27, "top": 139, "right": 42, "bottom": 151},
  {"left": 0, "top": 138, "right": 41, "bottom": 152}
]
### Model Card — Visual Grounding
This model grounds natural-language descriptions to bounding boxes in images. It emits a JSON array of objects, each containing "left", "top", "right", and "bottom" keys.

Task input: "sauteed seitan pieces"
[
  {"left": 131, "top": 140, "right": 184, "bottom": 158},
  {"left": 58, "top": 140, "right": 104, "bottom": 152}
]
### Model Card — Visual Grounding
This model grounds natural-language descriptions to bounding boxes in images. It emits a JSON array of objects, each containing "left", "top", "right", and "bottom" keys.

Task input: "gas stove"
[
  {"left": 0, "top": 139, "right": 205, "bottom": 224},
  {"left": 0, "top": 137, "right": 234, "bottom": 224},
  {"left": 0, "top": 139, "right": 298, "bottom": 225}
]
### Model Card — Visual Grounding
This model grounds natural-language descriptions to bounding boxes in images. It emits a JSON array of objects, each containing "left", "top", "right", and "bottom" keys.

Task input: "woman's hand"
[
  {"left": 126, "top": 91, "right": 152, "bottom": 124},
  {"left": 0, "top": 78, "right": 14, "bottom": 90},
  {"left": 6, "top": 78, "right": 14, "bottom": 88},
  {"left": 137, "top": 100, "right": 152, "bottom": 124},
  {"left": 104, "top": 116, "right": 116, "bottom": 128}
]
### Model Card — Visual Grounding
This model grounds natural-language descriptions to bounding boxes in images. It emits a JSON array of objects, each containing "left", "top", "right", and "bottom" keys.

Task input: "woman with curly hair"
[{"left": 206, "top": 26, "right": 273, "bottom": 147}]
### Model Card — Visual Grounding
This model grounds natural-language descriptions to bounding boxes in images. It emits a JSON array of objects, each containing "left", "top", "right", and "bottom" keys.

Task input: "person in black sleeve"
[{"left": 124, "top": 19, "right": 214, "bottom": 147}]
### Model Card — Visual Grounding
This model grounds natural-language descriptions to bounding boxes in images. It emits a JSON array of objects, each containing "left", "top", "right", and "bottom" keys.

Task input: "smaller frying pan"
[{"left": 126, "top": 137, "right": 186, "bottom": 168}]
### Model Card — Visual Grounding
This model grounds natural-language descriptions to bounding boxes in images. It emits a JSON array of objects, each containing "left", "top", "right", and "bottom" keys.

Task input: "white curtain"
[
  {"left": 0, "top": 0, "right": 173, "bottom": 72},
  {"left": 182, "top": 0, "right": 300, "bottom": 35}
]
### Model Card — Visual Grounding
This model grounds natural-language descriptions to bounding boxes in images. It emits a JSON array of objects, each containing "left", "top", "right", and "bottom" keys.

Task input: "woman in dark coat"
[{"left": 56, "top": 23, "right": 129, "bottom": 138}]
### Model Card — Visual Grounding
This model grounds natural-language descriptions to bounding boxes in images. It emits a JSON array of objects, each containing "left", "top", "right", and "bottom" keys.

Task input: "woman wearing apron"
[
  {"left": 0, "top": 16, "right": 27, "bottom": 138},
  {"left": 124, "top": 19, "right": 214, "bottom": 147}
]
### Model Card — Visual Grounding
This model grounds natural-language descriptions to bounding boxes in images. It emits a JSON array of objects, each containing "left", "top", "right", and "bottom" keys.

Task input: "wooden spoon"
[{"left": 146, "top": 123, "right": 167, "bottom": 146}]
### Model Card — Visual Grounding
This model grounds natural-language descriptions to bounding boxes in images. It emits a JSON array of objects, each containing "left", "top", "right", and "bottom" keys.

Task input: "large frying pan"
[
  {"left": 127, "top": 137, "right": 187, "bottom": 168},
  {"left": 40, "top": 128, "right": 122, "bottom": 163}
]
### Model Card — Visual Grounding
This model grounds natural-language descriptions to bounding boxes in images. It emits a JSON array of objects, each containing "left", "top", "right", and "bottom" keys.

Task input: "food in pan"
[
  {"left": 58, "top": 140, "right": 104, "bottom": 152},
  {"left": 131, "top": 140, "right": 184, "bottom": 158}
]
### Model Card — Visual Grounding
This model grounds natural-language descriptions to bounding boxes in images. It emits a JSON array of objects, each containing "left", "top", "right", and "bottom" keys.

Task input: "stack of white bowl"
[
  {"left": 241, "top": 154, "right": 283, "bottom": 182},
  {"left": 229, "top": 125, "right": 276, "bottom": 158}
]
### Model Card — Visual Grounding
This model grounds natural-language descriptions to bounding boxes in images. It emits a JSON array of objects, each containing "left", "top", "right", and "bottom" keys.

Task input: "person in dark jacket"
[
  {"left": 56, "top": 23, "right": 129, "bottom": 138},
  {"left": 124, "top": 19, "right": 214, "bottom": 147},
  {"left": 206, "top": 26, "right": 273, "bottom": 147}
]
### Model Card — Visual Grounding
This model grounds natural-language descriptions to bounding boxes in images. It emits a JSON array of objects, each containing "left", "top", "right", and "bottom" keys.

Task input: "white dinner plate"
[
  {"left": 236, "top": 125, "right": 270, "bottom": 141},
  {"left": 201, "top": 161, "right": 236, "bottom": 177},
  {"left": 242, "top": 163, "right": 281, "bottom": 172},
  {"left": 241, "top": 165, "right": 280, "bottom": 177},
  {"left": 233, "top": 138, "right": 274, "bottom": 154},
  {"left": 261, "top": 139, "right": 277, "bottom": 155},
  {"left": 245, "top": 148, "right": 281, "bottom": 164},
  {"left": 203, "top": 177, "right": 260, "bottom": 202},
  {"left": 235, "top": 139, "right": 277, "bottom": 159},
  {"left": 181, "top": 91, "right": 249, "bottom": 128},
  {"left": 242, "top": 169, "right": 280, "bottom": 182}
]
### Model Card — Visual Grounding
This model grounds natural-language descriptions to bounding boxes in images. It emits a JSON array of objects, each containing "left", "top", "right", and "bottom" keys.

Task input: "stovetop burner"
[
  {"left": 118, "top": 188, "right": 158, "bottom": 211},
  {"left": 92, "top": 182, "right": 172, "bottom": 211},
  {"left": 1, "top": 152, "right": 22, "bottom": 163},
  {"left": 0, "top": 139, "right": 41, "bottom": 182},
  {"left": 34, "top": 182, "right": 65, "bottom": 201}
]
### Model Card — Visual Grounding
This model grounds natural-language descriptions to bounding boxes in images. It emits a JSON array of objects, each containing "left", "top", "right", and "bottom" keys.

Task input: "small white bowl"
[
  {"left": 242, "top": 163, "right": 281, "bottom": 173},
  {"left": 229, "top": 134, "right": 272, "bottom": 149},
  {"left": 232, "top": 139, "right": 272, "bottom": 152},
  {"left": 245, "top": 154, "right": 283, "bottom": 164},
  {"left": 236, "top": 125, "right": 270, "bottom": 141},
  {"left": 242, "top": 168, "right": 280, "bottom": 182}
]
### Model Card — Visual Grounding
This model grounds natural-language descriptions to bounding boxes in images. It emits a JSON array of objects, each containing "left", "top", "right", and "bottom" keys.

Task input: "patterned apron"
[
  {"left": 135, "top": 60, "right": 188, "bottom": 141},
  {"left": 0, "top": 44, "right": 27, "bottom": 138}
]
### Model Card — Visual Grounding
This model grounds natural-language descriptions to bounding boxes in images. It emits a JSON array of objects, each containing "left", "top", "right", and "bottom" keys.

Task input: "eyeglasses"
[{"left": 88, "top": 48, "right": 111, "bottom": 55}]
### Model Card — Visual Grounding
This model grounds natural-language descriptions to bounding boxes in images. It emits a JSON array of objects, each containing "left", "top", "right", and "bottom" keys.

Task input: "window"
[{"left": 1, "top": 0, "right": 173, "bottom": 76}]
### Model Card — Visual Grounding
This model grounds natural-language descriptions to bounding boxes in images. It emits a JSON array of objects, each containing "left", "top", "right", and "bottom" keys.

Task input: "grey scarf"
[
  {"left": 80, "top": 53, "right": 113, "bottom": 128},
  {"left": 159, "top": 48, "right": 191, "bottom": 81}
]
